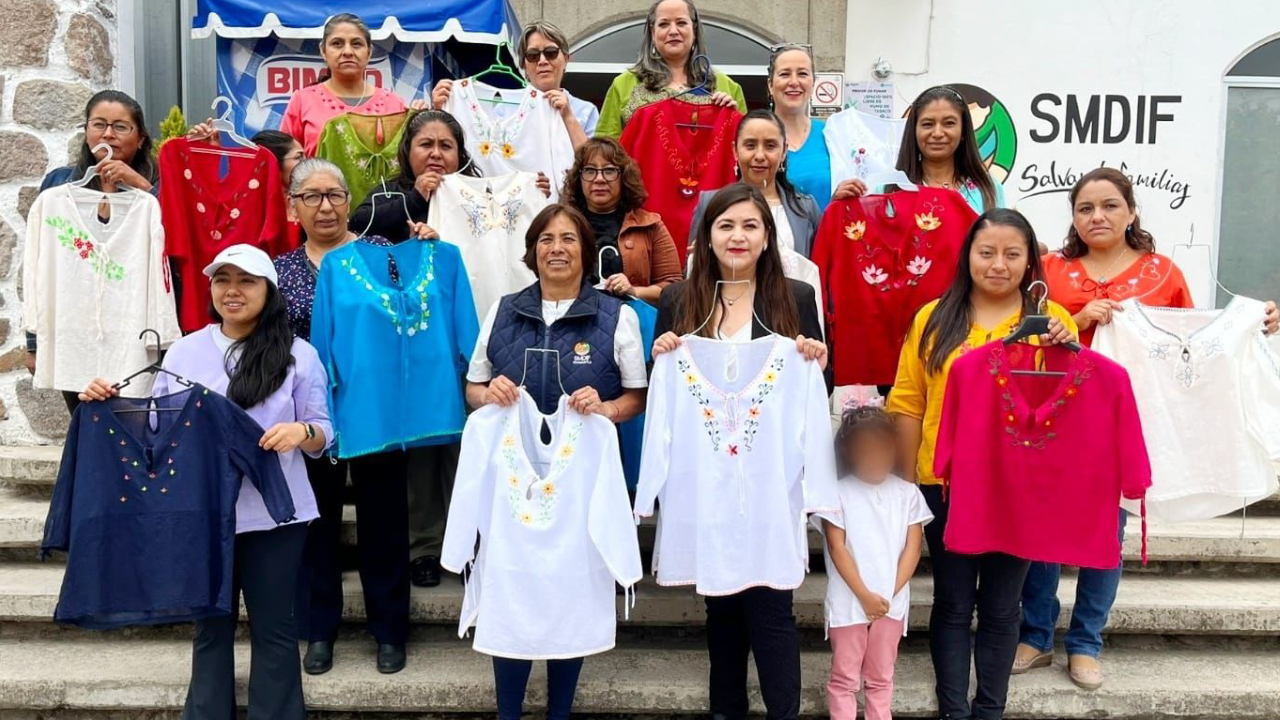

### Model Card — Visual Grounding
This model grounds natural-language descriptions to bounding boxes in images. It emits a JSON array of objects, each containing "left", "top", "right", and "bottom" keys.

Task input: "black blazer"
[{"left": 654, "top": 278, "right": 833, "bottom": 393}]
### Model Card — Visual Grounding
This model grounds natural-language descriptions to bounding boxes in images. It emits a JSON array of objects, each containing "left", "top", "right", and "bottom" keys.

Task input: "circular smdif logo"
[
  {"left": 949, "top": 83, "right": 1017, "bottom": 183},
  {"left": 574, "top": 342, "right": 591, "bottom": 356}
]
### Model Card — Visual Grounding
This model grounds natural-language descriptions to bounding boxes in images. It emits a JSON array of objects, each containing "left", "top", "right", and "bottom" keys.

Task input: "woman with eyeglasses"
[
  {"left": 431, "top": 22, "right": 597, "bottom": 150},
  {"left": 559, "top": 138, "right": 682, "bottom": 302},
  {"left": 594, "top": 0, "right": 746, "bottom": 140}
]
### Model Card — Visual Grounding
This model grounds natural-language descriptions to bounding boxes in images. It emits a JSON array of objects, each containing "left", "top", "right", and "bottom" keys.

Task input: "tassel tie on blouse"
[
  {"left": 722, "top": 393, "right": 749, "bottom": 515},
  {"left": 361, "top": 152, "right": 396, "bottom": 185},
  {"left": 90, "top": 240, "right": 117, "bottom": 342}
]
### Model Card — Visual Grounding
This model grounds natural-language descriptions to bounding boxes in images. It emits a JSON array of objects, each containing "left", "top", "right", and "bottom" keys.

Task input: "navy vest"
[{"left": 488, "top": 283, "right": 624, "bottom": 415}]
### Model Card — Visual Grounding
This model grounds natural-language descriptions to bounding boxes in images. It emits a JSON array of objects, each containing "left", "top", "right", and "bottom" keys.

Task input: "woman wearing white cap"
[{"left": 79, "top": 243, "right": 332, "bottom": 720}]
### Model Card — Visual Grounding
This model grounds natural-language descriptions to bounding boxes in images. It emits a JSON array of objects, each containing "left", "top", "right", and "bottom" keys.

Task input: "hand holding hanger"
[
  {"left": 795, "top": 334, "right": 828, "bottom": 369},
  {"left": 481, "top": 375, "right": 522, "bottom": 407},
  {"left": 431, "top": 79, "right": 454, "bottom": 110},
  {"left": 406, "top": 220, "right": 439, "bottom": 241},
  {"left": 1039, "top": 317, "right": 1078, "bottom": 346},
  {"left": 536, "top": 172, "right": 552, "bottom": 199},
  {"left": 78, "top": 377, "right": 121, "bottom": 403},
  {"left": 831, "top": 177, "right": 870, "bottom": 201},
  {"left": 567, "top": 386, "right": 617, "bottom": 420},
  {"left": 1074, "top": 298, "right": 1124, "bottom": 332},
  {"left": 707, "top": 91, "right": 737, "bottom": 108}
]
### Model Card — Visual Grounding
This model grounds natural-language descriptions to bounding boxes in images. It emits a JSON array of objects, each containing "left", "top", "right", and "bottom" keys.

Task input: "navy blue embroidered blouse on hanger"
[{"left": 41, "top": 384, "right": 296, "bottom": 629}]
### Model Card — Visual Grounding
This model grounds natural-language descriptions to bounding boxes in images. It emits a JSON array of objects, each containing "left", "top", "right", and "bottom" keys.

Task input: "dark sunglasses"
[{"left": 523, "top": 46, "right": 562, "bottom": 63}]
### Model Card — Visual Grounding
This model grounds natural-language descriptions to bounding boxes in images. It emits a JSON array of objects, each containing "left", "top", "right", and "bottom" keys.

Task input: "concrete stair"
[{"left": 2, "top": 445, "right": 1280, "bottom": 718}]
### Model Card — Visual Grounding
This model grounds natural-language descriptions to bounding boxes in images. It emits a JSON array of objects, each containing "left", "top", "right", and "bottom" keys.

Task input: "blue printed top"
[{"left": 310, "top": 238, "right": 480, "bottom": 458}]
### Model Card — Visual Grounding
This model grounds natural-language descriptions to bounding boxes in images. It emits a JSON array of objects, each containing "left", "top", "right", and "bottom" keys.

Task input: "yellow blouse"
[{"left": 888, "top": 298, "right": 1079, "bottom": 485}]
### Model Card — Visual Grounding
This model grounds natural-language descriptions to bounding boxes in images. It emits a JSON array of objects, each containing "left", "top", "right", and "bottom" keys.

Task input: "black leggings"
[
  {"left": 921, "top": 485, "right": 1030, "bottom": 720},
  {"left": 705, "top": 587, "right": 801, "bottom": 720}
]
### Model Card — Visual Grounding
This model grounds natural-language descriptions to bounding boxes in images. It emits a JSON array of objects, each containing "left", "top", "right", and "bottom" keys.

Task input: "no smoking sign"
[{"left": 813, "top": 72, "right": 844, "bottom": 108}]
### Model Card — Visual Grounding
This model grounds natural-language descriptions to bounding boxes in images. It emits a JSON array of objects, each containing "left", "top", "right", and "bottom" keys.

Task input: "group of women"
[{"left": 30, "top": 2, "right": 1280, "bottom": 720}]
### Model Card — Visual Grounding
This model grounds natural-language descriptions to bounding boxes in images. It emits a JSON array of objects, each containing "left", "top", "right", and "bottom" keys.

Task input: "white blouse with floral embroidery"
[
  {"left": 635, "top": 335, "right": 842, "bottom": 596},
  {"left": 1093, "top": 297, "right": 1280, "bottom": 521},
  {"left": 441, "top": 389, "right": 642, "bottom": 660}
]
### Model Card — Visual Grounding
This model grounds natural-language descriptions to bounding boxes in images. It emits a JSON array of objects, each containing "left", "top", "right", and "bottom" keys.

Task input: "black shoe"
[
  {"left": 410, "top": 556, "right": 442, "bottom": 588},
  {"left": 377, "top": 643, "right": 406, "bottom": 674},
  {"left": 303, "top": 641, "right": 334, "bottom": 675}
]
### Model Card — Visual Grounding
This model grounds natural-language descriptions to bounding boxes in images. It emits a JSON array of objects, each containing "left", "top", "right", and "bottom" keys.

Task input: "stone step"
[
  {"left": 0, "top": 637, "right": 1276, "bottom": 718},
  {"left": 3, "top": 562, "right": 1279, "bottom": 636}
]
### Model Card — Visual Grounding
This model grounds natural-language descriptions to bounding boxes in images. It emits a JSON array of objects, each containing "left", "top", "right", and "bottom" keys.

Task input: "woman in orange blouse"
[{"left": 1021, "top": 166, "right": 1277, "bottom": 690}]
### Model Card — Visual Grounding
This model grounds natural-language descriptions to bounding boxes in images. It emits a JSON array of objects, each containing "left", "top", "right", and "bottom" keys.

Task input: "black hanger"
[
  {"left": 113, "top": 328, "right": 194, "bottom": 401},
  {"left": 673, "top": 55, "right": 716, "bottom": 131},
  {"left": 1004, "top": 281, "right": 1081, "bottom": 376}
]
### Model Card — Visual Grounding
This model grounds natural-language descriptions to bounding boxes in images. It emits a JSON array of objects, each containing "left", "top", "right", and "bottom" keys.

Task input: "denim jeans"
[
  {"left": 492, "top": 656, "right": 584, "bottom": 720},
  {"left": 921, "top": 485, "right": 1031, "bottom": 720},
  {"left": 1020, "top": 508, "right": 1127, "bottom": 658}
]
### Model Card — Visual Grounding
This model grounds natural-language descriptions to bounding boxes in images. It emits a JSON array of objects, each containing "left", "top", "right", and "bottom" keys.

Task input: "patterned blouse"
[{"left": 274, "top": 236, "right": 392, "bottom": 342}]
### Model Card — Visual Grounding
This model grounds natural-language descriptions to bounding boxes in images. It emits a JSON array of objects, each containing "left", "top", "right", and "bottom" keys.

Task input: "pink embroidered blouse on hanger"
[
  {"left": 933, "top": 341, "right": 1152, "bottom": 569},
  {"left": 279, "top": 84, "right": 406, "bottom": 157}
]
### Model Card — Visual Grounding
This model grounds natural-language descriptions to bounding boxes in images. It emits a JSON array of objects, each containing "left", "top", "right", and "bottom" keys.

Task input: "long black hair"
[
  {"left": 73, "top": 90, "right": 156, "bottom": 186},
  {"left": 736, "top": 109, "right": 807, "bottom": 219},
  {"left": 250, "top": 130, "right": 296, "bottom": 169},
  {"left": 919, "top": 208, "right": 1045, "bottom": 374},
  {"left": 396, "top": 110, "right": 482, "bottom": 183},
  {"left": 209, "top": 282, "right": 295, "bottom": 409},
  {"left": 896, "top": 85, "right": 997, "bottom": 211}
]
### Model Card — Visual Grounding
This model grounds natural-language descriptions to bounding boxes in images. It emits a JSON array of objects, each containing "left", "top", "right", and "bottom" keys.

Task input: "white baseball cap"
[{"left": 202, "top": 244, "right": 279, "bottom": 286}]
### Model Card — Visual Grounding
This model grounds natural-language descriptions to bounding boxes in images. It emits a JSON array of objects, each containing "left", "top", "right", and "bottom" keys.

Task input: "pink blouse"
[
  {"left": 933, "top": 341, "right": 1152, "bottom": 569},
  {"left": 279, "top": 84, "right": 406, "bottom": 157}
]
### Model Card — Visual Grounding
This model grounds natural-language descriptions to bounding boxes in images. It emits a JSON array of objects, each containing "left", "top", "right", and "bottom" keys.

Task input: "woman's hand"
[
  {"left": 568, "top": 386, "right": 607, "bottom": 417},
  {"left": 1264, "top": 300, "right": 1278, "bottom": 336},
  {"left": 431, "top": 79, "right": 453, "bottom": 111},
  {"left": 795, "top": 334, "right": 829, "bottom": 369},
  {"left": 831, "top": 178, "right": 869, "bottom": 200},
  {"left": 414, "top": 171, "right": 443, "bottom": 201},
  {"left": 408, "top": 99, "right": 429, "bottom": 111},
  {"left": 544, "top": 89, "right": 573, "bottom": 118},
  {"left": 536, "top": 172, "right": 552, "bottom": 198},
  {"left": 1041, "top": 317, "right": 1079, "bottom": 346},
  {"left": 97, "top": 159, "right": 148, "bottom": 191},
  {"left": 1072, "top": 298, "right": 1122, "bottom": 332},
  {"left": 185, "top": 117, "right": 216, "bottom": 142},
  {"left": 482, "top": 375, "right": 521, "bottom": 407},
  {"left": 79, "top": 378, "right": 120, "bottom": 403},
  {"left": 407, "top": 221, "right": 439, "bottom": 240},
  {"left": 652, "top": 331, "right": 683, "bottom": 357},
  {"left": 603, "top": 273, "right": 633, "bottom": 296},
  {"left": 260, "top": 422, "right": 308, "bottom": 454},
  {"left": 709, "top": 91, "right": 736, "bottom": 108}
]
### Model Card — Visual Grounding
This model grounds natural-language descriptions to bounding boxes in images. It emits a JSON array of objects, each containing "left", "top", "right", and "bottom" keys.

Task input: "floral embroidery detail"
[
  {"left": 45, "top": 217, "right": 125, "bottom": 281},
  {"left": 653, "top": 106, "right": 732, "bottom": 200},
  {"left": 862, "top": 264, "right": 888, "bottom": 286},
  {"left": 248, "top": 179, "right": 259, "bottom": 189},
  {"left": 183, "top": 169, "right": 192, "bottom": 180},
  {"left": 728, "top": 445, "right": 739, "bottom": 456},
  {"left": 478, "top": 141, "right": 493, "bottom": 157},
  {"left": 196, "top": 202, "right": 206, "bottom": 214},
  {"left": 906, "top": 256, "right": 932, "bottom": 281},
  {"left": 229, "top": 208, "right": 240, "bottom": 220},
  {"left": 464, "top": 83, "right": 528, "bottom": 162},
  {"left": 678, "top": 354, "right": 786, "bottom": 454},
  {"left": 501, "top": 143, "right": 515, "bottom": 159},
  {"left": 338, "top": 244, "right": 435, "bottom": 336},
  {"left": 500, "top": 419, "right": 584, "bottom": 530},
  {"left": 989, "top": 346, "right": 1093, "bottom": 450},
  {"left": 702, "top": 407, "right": 716, "bottom": 420},
  {"left": 915, "top": 212, "right": 941, "bottom": 231},
  {"left": 456, "top": 182, "right": 526, "bottom": 236},
  {"left": 1148, "top": 343, "right": 1170, "bottom": 360},
  {"left": 844, "top": 221, "right": 866, "bottom": 241}
]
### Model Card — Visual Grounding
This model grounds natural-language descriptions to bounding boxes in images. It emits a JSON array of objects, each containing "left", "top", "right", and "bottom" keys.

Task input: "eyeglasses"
[
  {"left": 768, "top": 42, "right": 813, "bottom": 56},
  {"left": 581, "top": 166, "right": 620, "bottom": 182},
  {"left": 86, "top": 120, "right": 136, "bottom": 136},
  {"left": 291, "top": 191, "right": 350, "bottom": 208},
  {"left": 523, "top": 46, "right": 562, "bottom": 63}
]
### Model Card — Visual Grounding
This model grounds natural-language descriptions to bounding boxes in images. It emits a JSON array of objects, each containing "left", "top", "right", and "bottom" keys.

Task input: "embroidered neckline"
[
  {"left": 849, "top": 189, "right": 953, "bottom": 291},
  {"left": 454, "top": 181, "right": 526, "bottom": 236},
  {"left": 500, "top": 401, "right": 584, "bottom": 529},
  {"left": 460, "top": 79, "right": 539, "bottom": 160},
  {"left": 653, "top": 103, "right": 733, "bottom": 199},
  {"left": 100, "top": 386, "right": 207, "bottom": 500},
  {"left": 676, "top": 339, "right": 786, "bottom": 455},
  {"left": 45, "top": 215, "right": 127, "bottom": 281},
  {"left": 1131, "top": 297, "right": 1247, "bottom": 389},
  {"left": 1065, "top": 253, "right": 1174, "bottom": 302},
  {"left": 339, "top": 242, "right": 436, "bottom": 336},
  {"left": 990, "top": 344, "right": 1093, "bottom": 450}
]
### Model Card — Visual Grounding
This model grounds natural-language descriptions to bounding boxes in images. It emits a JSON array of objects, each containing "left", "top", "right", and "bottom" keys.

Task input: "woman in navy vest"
[{"left": 465, "top": 203, "right": 647, "bottom": 425}]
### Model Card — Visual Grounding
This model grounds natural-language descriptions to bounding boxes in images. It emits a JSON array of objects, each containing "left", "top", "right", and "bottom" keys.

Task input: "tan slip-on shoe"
[
  {"left": 1068, "top": 654, "right": 1103, "bottom": 690},
  {"left": 1012, "top": 643, "right": 1053, "bottom": 674}
]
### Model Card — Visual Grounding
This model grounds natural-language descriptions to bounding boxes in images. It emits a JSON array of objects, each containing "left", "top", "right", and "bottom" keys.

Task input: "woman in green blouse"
[{"left": 595, "top": 0, "right": 746, "bottom": 139}]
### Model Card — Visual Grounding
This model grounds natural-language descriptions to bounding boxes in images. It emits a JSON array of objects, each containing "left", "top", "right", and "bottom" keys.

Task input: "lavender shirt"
[{"left": 153, "top": 325, "right": 331, "bottom": 533}]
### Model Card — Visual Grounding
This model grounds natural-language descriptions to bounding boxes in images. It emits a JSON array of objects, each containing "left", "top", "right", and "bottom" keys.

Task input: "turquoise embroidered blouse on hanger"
[{"left": 311, "top": 239, "right": 480, "bottom": 458}]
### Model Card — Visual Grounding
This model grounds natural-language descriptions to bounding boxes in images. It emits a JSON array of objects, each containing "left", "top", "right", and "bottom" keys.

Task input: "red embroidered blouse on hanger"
[
  {"left": 620, "top": 99, "right": 740, "bottom": 266},
  {"left": 811, "top": 187, "right": 977, "bottom": 386},
  {"left": 159, "top": 138, "right": 291, "bottom": 332},
  {"left": 934, "top": 341, "right": 1152, "bottom": 569}
]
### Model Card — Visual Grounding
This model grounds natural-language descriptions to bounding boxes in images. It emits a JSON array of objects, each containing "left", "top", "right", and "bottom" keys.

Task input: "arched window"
[
  {"left": 1216, "top": 36, "right": 1280, "bottom": 306},
  {"left": 562, "top": 18, "right": 773, "bottom": 109}
]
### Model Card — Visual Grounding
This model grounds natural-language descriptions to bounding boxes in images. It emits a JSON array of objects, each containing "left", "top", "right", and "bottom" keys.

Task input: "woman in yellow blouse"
[{"left": 889, "top": 208, "right": 1076, "bottom": 720}]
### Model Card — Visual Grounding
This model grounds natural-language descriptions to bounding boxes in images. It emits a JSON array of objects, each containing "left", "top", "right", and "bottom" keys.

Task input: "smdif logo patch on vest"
[{"left": 572, "top": 341, "right": 592, "bottom": 365}]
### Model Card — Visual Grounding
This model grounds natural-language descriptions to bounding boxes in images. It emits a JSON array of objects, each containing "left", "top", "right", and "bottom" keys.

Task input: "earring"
[
  {"left": 1126, "top": 224, "right": 1133, "bottom": 234},
  {"left": 734, "top": 166, "right": 741, "bottom": 179}
]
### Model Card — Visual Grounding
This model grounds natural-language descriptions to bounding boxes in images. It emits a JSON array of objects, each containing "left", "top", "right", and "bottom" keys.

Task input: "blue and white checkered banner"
[{"left": 216, "top": 36, "right": 444, "bottom": 137}]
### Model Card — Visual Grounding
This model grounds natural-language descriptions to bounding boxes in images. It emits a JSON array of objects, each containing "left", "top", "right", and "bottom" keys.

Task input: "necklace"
[
  {"left": 1086, "top": 246, "right": 1131, "bottom": 284},
  {"left": 328, "top": 78, "right": 370, "bottom": 107},
  {"left": 922, "top": 174, "right": 954, "bottom": 189},
  {"left": 722, "top": 283, "right": 753, "bottom": 306}
]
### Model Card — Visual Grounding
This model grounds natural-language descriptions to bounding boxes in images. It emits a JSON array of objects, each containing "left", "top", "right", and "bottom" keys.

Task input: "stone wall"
[{"left": 0, "top": 0, "right": 118, "bottom": 444}]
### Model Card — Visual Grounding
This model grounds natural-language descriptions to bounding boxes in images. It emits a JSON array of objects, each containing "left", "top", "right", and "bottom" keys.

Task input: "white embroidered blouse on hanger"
[
  {"left": 443, "top": 79, "right": 576, "bottom": 200},
  {"left": 1093, "top": 297, "right": 1280, "bottom": 521},
  {"left": 635, "top": 335, "right": 841, "bottom": 596},
  {"left": 441, "top": 390, "right": 642, "bottom": 660},
  {"left": 427, "top": 172, "right": 546, "bottom": 322}
]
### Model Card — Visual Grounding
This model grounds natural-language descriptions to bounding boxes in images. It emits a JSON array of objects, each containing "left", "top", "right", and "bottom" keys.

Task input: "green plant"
[{"left": 154, "top": 105, "right": 187, "bottom": 159}]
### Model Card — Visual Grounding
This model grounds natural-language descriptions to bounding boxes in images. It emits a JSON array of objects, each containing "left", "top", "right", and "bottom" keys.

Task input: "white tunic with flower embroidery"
[
  {"left": 1093, "top": 297, "right": 1280, "bottom": 521},
  {"left": 427, "top": 172, "right": 546, "bottom": 323},
  {"left": 22, "top": 185, "right": 181, "bottom": 396},
  {"left": 441, "top": 390, "right": 642, "bottom": 660},
  {"left": 443, "top": 79, "right": 576, "bottom": 199},
  {"left": 635, "top": 336, "right": 842, "bottom": 596}
]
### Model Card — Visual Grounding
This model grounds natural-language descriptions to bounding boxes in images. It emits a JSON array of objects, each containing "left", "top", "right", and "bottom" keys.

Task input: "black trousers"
[
  {"left": 705, "top": 587, "right": 801, "bottom": 720},
  {"left": 406, "top": 443, "right": 461, "bottom": 561},
  {"left": 350, "top": 449, "right": 411, "bottom": 644},
  {"left": 183, "top": 522, "right": 309, "bottom": 720},
  {"left": 295, "top": 455, "right": 347, "bottom": 642},
  {"left": 921, "top": 485, "right": 1031, "bottom": 720}
]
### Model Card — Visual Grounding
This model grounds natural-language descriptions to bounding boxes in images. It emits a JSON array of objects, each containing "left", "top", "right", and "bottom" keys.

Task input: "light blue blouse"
[
  {"left": 310, "top": 239, "right": 480, "bottom": 458},
  {"left": 787, "top": 118, "right": 832, "bottom": 212}
]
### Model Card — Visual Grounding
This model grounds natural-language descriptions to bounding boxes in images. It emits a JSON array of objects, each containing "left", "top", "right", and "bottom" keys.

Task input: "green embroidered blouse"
[
  {"left": 595, "top": 70, "right": 746, "bottom": 140},
  {"left": 315, "top": 110, "right": 414, "bottom": 209}
]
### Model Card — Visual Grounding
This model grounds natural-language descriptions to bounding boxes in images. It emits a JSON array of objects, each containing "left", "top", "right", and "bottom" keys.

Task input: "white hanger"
[
  {"left": 190, "top": 97, "right": 257, "bottom": 157},
  {"left": 68, "top": 143, "right": 138, "bottom": 204},
  {"left": 865, "top": 169, "right": 919, "bottom": 192},
  {"left": 517, "top": 348, "right": 568, "bottom": 397},
  {"left": 358, "top": 178, "right": 414, "bottom": 239}
]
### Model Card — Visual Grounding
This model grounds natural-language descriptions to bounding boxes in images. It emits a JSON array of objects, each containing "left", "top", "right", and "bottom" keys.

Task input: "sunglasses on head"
[{"left": 523, "top": 46, "right": 562, "bottom": 63}]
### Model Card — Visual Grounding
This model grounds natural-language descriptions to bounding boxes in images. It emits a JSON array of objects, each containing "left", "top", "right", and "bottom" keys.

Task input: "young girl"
[{"left": 821, "top": 399, "right": 932, "bottom": 720}]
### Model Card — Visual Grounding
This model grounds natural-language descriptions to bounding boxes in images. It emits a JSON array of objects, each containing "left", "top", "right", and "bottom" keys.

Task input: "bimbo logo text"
[{"left": 256, "top": 54, "right": 394, "bottom": 107}]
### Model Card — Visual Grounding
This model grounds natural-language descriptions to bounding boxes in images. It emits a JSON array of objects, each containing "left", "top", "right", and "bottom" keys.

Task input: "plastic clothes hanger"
[
  {"left": 358, "top": 178, "right": 413, "bottom": 238},
  {"left": 69, "top": 144, "right": 140, "bottom": 205},
  {"left": 189, "top": 97, "right": 258, "bottom": 157},
  {"left": 112, "top": 329, "right": 193, "bottom": 411},
  {"left": 865, "top": 169, "right": 919, "bottom": 192},
  {"left": 672, "top": 55, "right": 716, "bottom": 131},
  {"left": 1004, "top": 280, "right": 1081, "bottom": 376},
  {"left": 471, "top": 42, "right": 527, "bottom": 106}
]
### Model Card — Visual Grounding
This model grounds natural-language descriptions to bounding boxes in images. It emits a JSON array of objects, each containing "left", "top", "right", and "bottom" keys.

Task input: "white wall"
[{"left": 843, "top": 0, "right": 1280, "bottom": 306}]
